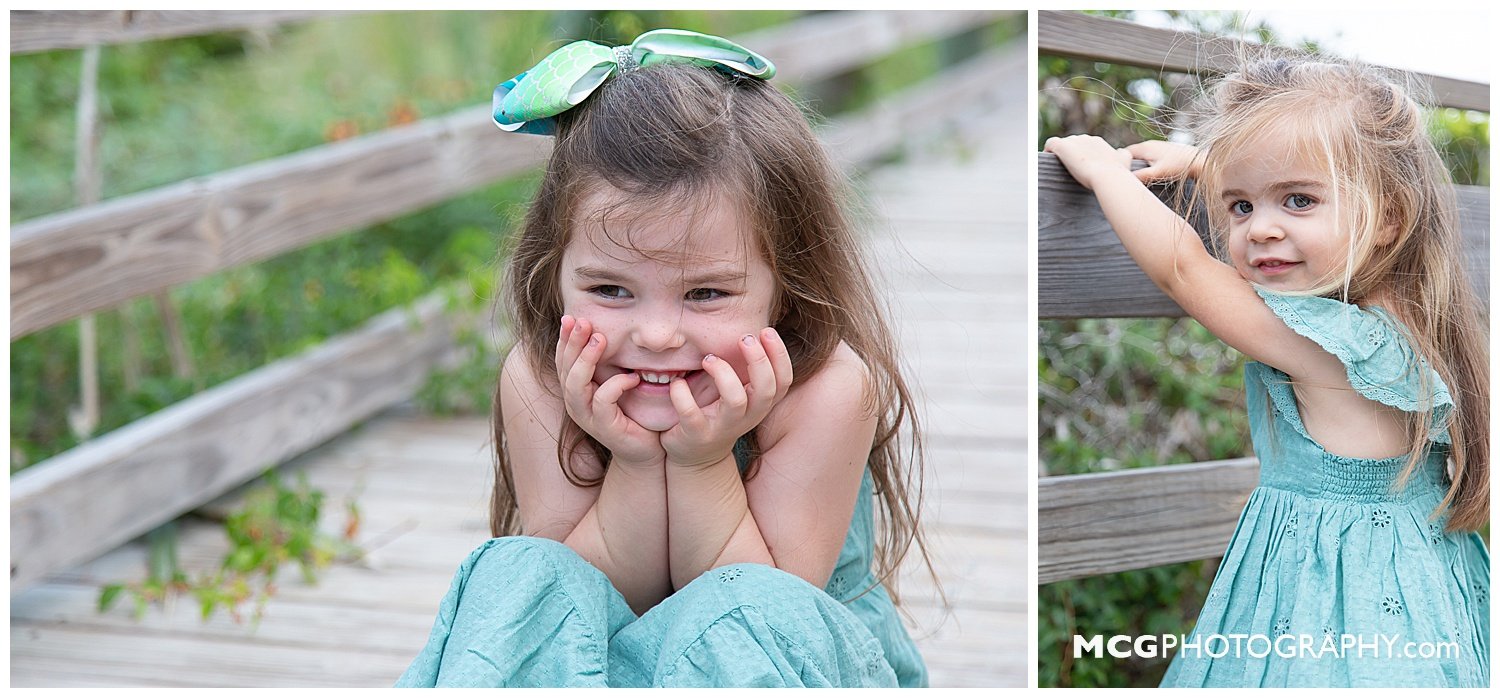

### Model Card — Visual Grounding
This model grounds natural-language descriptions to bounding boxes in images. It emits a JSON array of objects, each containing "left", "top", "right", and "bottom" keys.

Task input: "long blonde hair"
[
  {"left": 490, "top": 62, "right": 933, "bottom": 599},
  {"left": 1189, "top": 54, "right": 1488, "bottom": 531}
]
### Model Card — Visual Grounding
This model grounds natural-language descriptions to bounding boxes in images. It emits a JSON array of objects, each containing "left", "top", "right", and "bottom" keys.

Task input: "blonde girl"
[{"left": 1046, "top": 54, "right": 1488, "bottom": 687}]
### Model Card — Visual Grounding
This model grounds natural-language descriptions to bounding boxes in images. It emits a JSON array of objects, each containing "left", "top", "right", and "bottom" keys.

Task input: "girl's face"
[
  {"left": 1218, "top": 136, "right": 1353, "bottom": 292},
  {"left": 559, "top": 188, "right": 777, "bottom": 432}
]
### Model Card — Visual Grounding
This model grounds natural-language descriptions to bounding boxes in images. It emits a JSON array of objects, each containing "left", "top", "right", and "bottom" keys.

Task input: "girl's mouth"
[
  {"left": 629, "top": 369, "right": 702, "bottom": 394},
  {"left": 1256, "top": 260, "right": 1301, "bottom": 276}
]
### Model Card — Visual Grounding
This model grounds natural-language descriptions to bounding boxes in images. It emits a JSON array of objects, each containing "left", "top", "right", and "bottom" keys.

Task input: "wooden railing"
[
  {"left": 10, "top": 10, "right": 1022, "bottom": 592},
  {"left": 9, "top": 11, "right": 355, "bottom": 53},
  {"left": 1037, "top": 11, "right": 1488, "bottom": 112},
  {"left": 1036, "top": 10, "right": 1490, "bottom": 585}
]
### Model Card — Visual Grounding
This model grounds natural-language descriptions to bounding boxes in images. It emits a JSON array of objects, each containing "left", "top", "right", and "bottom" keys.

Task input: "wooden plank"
[
  {"left": 823, "top": 44, "right": 1025, "bottom": 170},
  {"left": 10, "top": 292, "right": 462, "bottom": 593},
  {"left": 1037, "top": 10, "right": 1489, "bottom": 113},
  {"left": 877, "top": 104, "right": 1026, "bottom": 686},
  {"left": 1038, "top": 153, "right": 1200, "bottom": 318},
  {"left": 10, "top": 10, "right": 1007, "bottom": 340},
  {"left": 10, "top": 623, "right": 413, "bottom": 687},
  {"left": 906, "top": 607, "right": 1027, "bottom": 687},
  {"left": 11, "top": 582, "right": 439, "bottom": 656},
  {"left": 10, "top": 10, "right": 351, "bottom": 54},
  {"left": 896, "top": 528, "right": 1026, "bottom": 615},
  {"left": 9, "top": 106, "right": 548, "bottom": 339},
  {"left": 1038, "top": 154, "right": 1491, "bottom": 319},
  {"left": 1037, "top": 458, "right": 1260, "bottom": 584}
]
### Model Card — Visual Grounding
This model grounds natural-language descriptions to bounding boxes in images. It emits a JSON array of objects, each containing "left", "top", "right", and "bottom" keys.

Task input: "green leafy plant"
[
  {"left": 1038, "top": 318, "right": 1244, "bottom": 687},
  {"left": 99, "top": 470, "right": 361, "bottom": 624}
]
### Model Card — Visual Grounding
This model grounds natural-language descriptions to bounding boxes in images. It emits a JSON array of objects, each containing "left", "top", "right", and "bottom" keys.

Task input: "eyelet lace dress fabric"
[
  {"left": 1161, "top": 289, "right": 1489, "bottom": 687},
  {"left": 395, "top": 467, "right": 926, "bottom": 687}
]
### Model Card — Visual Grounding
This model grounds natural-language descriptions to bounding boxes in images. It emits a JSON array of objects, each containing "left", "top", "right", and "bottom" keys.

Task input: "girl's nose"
[
  {"left": 1246, "top": 213, "right": 1285, "bottom": 243},
  {"left": 630, "top": 316, "right": 686, "bottom": 353}
]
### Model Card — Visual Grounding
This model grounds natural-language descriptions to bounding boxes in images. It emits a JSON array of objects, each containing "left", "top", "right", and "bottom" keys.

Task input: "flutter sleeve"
[{"left": 1254, "top": 287, "right": 1454, "bottom": 444}]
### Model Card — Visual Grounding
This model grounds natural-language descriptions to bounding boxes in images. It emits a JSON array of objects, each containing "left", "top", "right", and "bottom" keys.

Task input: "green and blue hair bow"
[{"left": 492, "top": 28, "right": 776, "bottom": 136}]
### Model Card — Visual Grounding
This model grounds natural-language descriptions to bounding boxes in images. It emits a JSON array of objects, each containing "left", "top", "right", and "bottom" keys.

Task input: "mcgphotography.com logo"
[{"left": 1074, "top": 634, "right": 1460, "bottom": 661}]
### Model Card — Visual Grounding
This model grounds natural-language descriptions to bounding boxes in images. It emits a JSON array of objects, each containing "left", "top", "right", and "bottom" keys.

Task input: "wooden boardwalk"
[{"left": 9, "top": 75, "right": 1027, "bottom": 687}]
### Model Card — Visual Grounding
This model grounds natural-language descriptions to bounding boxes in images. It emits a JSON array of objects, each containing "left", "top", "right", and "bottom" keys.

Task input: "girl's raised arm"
[
  {"left": 501, "top": 341, "right": 672, "bottom": 614},
  {"left": 1043, "top": 135, "right": 1345, "bottom": 384},
  {"left": 659, "top": 333, "right": 871, "bottom": 590},
  {"left": 740, "top": 342, "right": 877, "bottom": 587}
]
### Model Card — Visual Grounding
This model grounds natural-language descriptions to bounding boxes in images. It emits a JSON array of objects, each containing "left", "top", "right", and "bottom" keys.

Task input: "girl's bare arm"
[
  {"left": 663, "top": 339, "right": 873, "bottom": 589},
  {"left": 501, "top": 346, "right": 672, "bottom": 614},
  {"left": 1043, "top": 136, "right": 1345, "bottom": 384},
  {"left": 742, "top": 341, "right": 876, "bottom": 586}
]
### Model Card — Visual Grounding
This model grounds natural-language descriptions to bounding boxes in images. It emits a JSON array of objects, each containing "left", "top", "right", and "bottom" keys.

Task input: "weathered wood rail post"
[{"left": 1036, "top": 10, "right": 1490, "bottom": 584}]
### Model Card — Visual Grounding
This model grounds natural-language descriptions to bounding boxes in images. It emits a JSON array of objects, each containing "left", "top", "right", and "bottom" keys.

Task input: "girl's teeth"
[{"left": 639, "top": 371, "right": 682, "bottom": 384}]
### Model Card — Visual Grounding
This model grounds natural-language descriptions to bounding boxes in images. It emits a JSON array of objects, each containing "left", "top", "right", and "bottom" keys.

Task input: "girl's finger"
[
  {"left": 594, "top": 370, "right": 640, "bottom": 408},
  {"left": 704, "top": 351, "right": 748, "bottom": 414},
  {"left": 668, "top": 374, "right": 708, "bottom": 430},
  {"left": 554, "top": 315, "right": 575, "bottom": 375},
  {"left": 556, "top": 316, "right": 589, "bottom": 381},
  {"left": 556, "top": 314, "right": 575, "bottom": 347},
  {"left": 563, "top": 332, "right": 604, "bottom": 403},
  {"left": 761, "top": 327, "right": 794, "bottom": 400},
  {"left": 738, "top": 333, "right": 774, "bottom": 411},
  {"left": 1043, "top": 135, "right": 1082, "bottom": 153}
]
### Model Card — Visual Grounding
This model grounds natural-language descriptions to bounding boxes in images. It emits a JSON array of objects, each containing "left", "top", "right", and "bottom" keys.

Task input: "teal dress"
[
  {"left": 395, "top": 463, "right": 926, "bottom": 687},
  {"left": 1162, "top": 289, "right": 1489, "bottom": 687}
]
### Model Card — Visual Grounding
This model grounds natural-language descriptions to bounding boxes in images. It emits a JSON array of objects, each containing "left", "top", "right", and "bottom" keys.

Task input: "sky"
[{"left": 1137, "top": 9, "right": 1492, "bottom": 85}]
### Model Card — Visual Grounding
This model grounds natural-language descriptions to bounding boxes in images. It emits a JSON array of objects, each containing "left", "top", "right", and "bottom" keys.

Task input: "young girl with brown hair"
[
  {"left": 1047, "top": 53, "right": 1488, "bottom": 687},
  {"left": 397, "top": 29, "right": 928, "bottom": 687}
]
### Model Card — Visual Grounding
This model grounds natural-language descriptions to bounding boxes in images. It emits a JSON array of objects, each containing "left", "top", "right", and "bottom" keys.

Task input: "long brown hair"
[
  {"left": 1188, "top": 54, "right": 1489, "bottom": 530},
  {"left": 489, "top": 62, "right": 932, "bottom": 599}
]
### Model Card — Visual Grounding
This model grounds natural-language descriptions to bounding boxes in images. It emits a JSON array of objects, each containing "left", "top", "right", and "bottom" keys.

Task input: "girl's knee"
[
  {"left": 467, "top": 536, "right": 591, "bottom": 579},
  {"left": 662, "top": 564, "right": 827, "bottom": 623},
  {"left": 418, "top": 537, "right": 622, "bottom": 687},
  {"left": 453, "top": 536, "right": 621, "bottom": 615},
  {"left": 649, "top": 564, "right": 895, "bottom": 686}
]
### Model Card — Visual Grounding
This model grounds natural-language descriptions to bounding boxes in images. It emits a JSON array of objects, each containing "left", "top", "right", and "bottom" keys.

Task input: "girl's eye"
[
  {"left": 1230, "top": 200, "right": 1253, "bottom": 216},
  {"left": 590, "top": 285, "right": 630, "bottom": 299},
  {"left": 685, "top": 288, "right": 727, "bottom": 302},
  {"left": 1284, "top": 194, "right": 1315, "bottom": 211}
]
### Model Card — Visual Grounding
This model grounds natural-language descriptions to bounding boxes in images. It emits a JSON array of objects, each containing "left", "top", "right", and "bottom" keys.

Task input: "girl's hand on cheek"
[
  {"left": 1043, "top": 134, "right": 1133, "bottom": 191},
  {"left": 556, "top": 315, "right": 664, "bottom": 467},
  {"left": 662, "top": 328, "right": 794, "bottom": 470}
]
